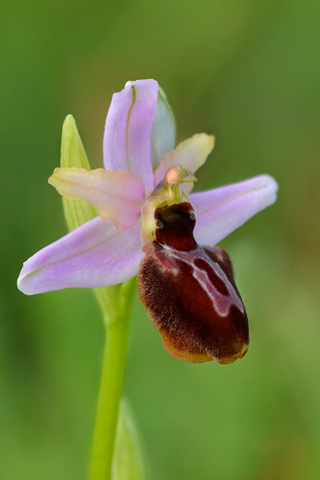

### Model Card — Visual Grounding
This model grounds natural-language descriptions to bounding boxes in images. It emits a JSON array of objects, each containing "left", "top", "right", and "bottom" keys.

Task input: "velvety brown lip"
[{"left": 138, "top": 200, "right": 249, "bottom": 364}]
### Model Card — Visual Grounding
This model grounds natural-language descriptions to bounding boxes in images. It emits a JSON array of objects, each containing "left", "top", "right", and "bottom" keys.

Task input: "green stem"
[{"left": 89, "top": 279, "right": 136, "bottom": 480}]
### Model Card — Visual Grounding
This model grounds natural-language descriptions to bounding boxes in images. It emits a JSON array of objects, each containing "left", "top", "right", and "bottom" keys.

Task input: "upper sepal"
[{"left": 103, "top": 79, "right": 159, "bottom": 192}]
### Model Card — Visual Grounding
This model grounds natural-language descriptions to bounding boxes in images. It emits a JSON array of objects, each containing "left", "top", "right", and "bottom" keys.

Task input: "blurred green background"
[{"left": 1, "top": 0, "right": 320, "bottom": 479}]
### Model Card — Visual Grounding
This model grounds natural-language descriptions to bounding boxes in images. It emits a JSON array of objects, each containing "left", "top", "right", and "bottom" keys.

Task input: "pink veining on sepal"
[
  {"left": 103, "top": 79, "right": 158, "bottom": 193},
  {"left": 191, "top": 174, "right": 278, "bottom": 246},
  {"left": 18, "top": 218, "right": 143, "bottom": 295}
]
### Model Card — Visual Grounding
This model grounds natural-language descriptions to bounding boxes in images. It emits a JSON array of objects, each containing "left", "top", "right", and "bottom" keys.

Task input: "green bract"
[{"left": 59, "top": 115, "right": 98, "bottom": 230}]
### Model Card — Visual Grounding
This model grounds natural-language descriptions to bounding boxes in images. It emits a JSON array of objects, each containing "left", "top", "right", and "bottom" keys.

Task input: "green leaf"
[{"left": 112, "top": 398, "right": 148, "bottom": 480}]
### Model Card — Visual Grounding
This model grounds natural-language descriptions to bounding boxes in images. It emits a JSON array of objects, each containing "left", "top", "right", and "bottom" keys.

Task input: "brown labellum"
[{"left": 138, "top": 201, "right": 249, "bottom": 364}]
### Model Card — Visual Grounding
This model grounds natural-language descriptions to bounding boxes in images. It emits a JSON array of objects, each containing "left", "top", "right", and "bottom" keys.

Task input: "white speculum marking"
[{"left": 162, "top": 246, "right": 245, "bottom": 317}]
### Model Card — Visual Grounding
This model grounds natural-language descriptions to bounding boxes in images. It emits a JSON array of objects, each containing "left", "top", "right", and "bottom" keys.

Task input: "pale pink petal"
[
  {"left": 190, "top": 174, "right": 279, "bottom": 246},
  {"left": 17, "top": 218, "right": 143, "bottom": 295},
  {"left": 153, "top": 134, "right": 214, "bottom": 191},
  {"left": 49, "top": 167, "right": 145, "bottom": 230},
  {"left": 150, "top": 86, "right": 176, "bottom": 170},
  {"left": 103, "top": 79, "right": 158, "bottom": 192}
]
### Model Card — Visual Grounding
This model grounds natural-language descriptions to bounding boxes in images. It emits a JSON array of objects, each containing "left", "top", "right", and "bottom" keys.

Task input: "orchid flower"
[{"left": 17, "top": 79, "right": 278, "bottom": 364}]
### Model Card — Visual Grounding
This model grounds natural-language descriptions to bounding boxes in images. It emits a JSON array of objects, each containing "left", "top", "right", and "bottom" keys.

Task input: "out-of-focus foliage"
[{"left": 1, "top": 0, "right": 320, "bottom": 479}]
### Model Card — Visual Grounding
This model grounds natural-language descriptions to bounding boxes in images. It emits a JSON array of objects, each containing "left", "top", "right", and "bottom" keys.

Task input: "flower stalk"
[{"left": 89, "top": 281, "right": 136, "bottom": 480}]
